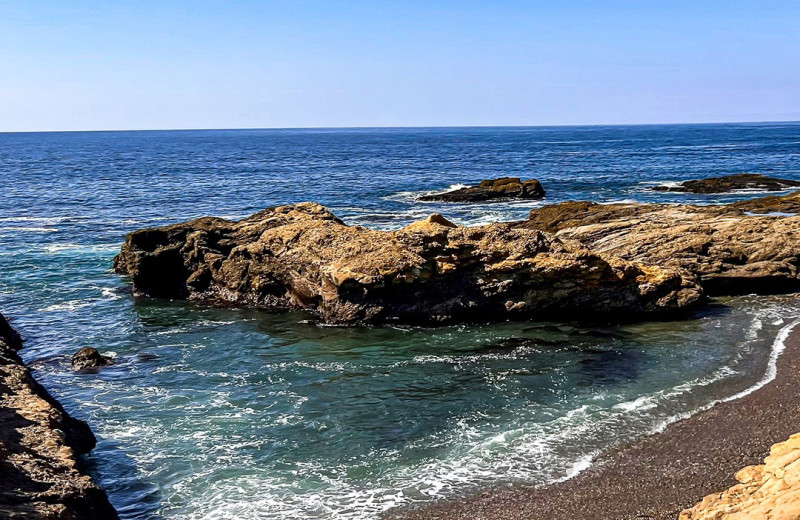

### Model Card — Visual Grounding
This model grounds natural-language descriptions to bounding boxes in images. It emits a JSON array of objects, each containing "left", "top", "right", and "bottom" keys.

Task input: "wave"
[
  {"left": 43, "top": 243, "right": 119, "bottom": 254},
  {"left": 382, "top": 183, "right": 472, "bottom": 204},
  {"left": 40, "top": 300, "right": 94, "bottom": 312},
  {"left": 646, "top": 317, "right": 799, "bottom": 437},
  {"left": 0, "top": 226, "right": 58, "bottom": 233},
  {"left": 0, "top": 215, "right": 89, "bottom": 224}
]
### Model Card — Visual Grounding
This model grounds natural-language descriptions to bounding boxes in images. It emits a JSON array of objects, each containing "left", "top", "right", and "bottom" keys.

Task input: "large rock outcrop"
[
  {"left": 652, "top": 173, "right": 800, "bottom": 193},
  {"left": 419, "top": 177, "right": 546, "bottom": 202},
  {"left": 114, "top": 202, "right": 701, "bottom": 325},
  {"left": 521, "top": 192, "right": 800, "bottom": 295},
  {"left": 680, "top": 433, "right": 800, "bottom": 520},
  {"left": 0, "top": 313, "right": 118, "bottom": 519}
]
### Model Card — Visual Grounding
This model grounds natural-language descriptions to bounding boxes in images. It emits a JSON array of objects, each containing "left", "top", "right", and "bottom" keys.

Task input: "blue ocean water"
[{"left": 1, "top": 123, "right": 800, "bottom": 519}]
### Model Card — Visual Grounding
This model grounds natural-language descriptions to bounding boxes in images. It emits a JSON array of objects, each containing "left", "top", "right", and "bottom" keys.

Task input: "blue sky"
[{"left": 1, "top": 1, "right": 798, "bottom": 131}]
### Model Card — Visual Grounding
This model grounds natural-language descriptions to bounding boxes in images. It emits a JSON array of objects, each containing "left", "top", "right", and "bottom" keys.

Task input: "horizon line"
[{"left": 2, "top": 119, "right": 800, "bottom": 135}]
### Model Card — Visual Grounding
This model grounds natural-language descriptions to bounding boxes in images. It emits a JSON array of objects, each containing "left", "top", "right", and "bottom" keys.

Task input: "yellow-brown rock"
[
  {"left": 114, "top": 202, "right": 702, "bottom": 325},
  {"left": 521, "top": 191, "right": 800, "bottom": 294},
  {"left": 680, "top": 433, "right": 800, "bottom": 520}
]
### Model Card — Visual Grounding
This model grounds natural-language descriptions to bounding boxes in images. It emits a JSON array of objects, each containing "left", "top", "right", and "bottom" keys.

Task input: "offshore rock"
[
  {"left": 419, "top": 177, "right": 546, "bottom": 202},
  {"left": 114, "top": 203, "right": 702, "bottom": 325},
  {"left": 0, "top": 313, "right": 119, "bottom": 519},
  {"left": 652, "top": 173, "right": 800, "bottom": 193},
  {"left": 71, "top": 347, "right": 115, "bottom": 371},
  {"left": 521, "top": 191, "right": 800, "bottom": 295},
  {"left": 680, "top": 432, "right": 800, "bottom": 520}
]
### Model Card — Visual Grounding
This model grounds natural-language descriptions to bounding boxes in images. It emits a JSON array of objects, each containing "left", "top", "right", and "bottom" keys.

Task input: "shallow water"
[{"left": 1, "top": 123, "right": 800, "bottom": 519}]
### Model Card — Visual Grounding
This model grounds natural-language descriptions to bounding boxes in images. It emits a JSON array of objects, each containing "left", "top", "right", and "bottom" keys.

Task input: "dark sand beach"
[{"left": 389, "top": 318, "right": 800, "bottom": 520}]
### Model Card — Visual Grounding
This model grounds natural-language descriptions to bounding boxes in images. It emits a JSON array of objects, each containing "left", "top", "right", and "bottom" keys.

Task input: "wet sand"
[{"left": 388, "top": 320, "right": 800, "bottom": 520}]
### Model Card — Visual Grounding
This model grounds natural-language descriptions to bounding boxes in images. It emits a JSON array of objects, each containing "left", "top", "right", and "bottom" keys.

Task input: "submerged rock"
[
  {"left": 114, "top": 203, "right": 701, "bottom": 325},
  {"left": 419, "top": 177, "right": 546, "bottom": 202},
  {"left": 0, "top": 313, "right": 118, "bottom": 519},
  {"left": 680, "top": 432, "right": 800, "bottom": 520},
  {"left": 652, "top": 173, "right": 800, "bottom": 193},
  {"left": 522, "top": 191, "right": 800, "bottom": 295},
  {"left": 71, "top": 347, "right": 115, "bottom": 371}
]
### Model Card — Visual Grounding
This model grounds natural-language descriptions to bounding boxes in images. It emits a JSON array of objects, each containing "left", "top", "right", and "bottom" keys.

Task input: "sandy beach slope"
[{"left": 388, "top": 318, "right": 800, "bottom": 520}]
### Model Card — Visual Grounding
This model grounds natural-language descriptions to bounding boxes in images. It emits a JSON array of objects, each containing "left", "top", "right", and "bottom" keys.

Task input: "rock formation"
[
  {"left": 680, "top": 433, "right": 800, "bottom": 520},
  {"left": 521, "top": 191, "right": 800, "bottom": 295},
  {"left": 71, "top": 348, "right": 115, "bottom": 371},
  {"left": 419, "top": 177, "right": 546, "bottom": 202},
  {"left": 114, "top": 202, "right": 702, "bottom": 325},
  {"left": 652, "top": 173, "right": 800, "bottom": 193},
  {"left": 0, "top": 313, "right": 118, "bottom": 519}
]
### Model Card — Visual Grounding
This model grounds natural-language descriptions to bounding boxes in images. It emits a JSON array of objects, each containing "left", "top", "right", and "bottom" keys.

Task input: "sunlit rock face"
[
  {"left": 115, "top": 203, "right": 701, "bottom": 325},
  {"left": 680, "top": 433, "right": 800, "bottom": 520},
  {"left": 522, "top": 191, "right": 800, "bottom": 295}
]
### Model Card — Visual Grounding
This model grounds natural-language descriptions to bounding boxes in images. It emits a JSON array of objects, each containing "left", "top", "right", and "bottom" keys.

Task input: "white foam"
[
  {"left": 385, "top": 183, "right": 473, "bottom": 204},
  {"left": 43, "top": 243, "right": 119, "bottom": 254},
  {"left": 0, "top": 216, "right": 84, "bottom": 224},
  {"left": 0, "top": 226, "right": 58, "bottom": 233},
  {"left": 648, "top": 318, "right": 800, "bottom": 436},
  {"left": 613, "top": 395, "right": 657, "bottom": 412},
  {"left": 719, "top": 318, "right": 799, "bottom": 402},
  {"left": 40, "top": 300, "right": 94, "bottom": 312}
]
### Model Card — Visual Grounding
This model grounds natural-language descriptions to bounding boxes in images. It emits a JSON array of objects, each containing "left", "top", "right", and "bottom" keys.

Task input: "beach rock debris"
[
  {"left": 114, "top": 202, "right": 701, "bottom": 325},
  {"left": 652, "top": 173, "right": 800, "bottom": 193},
  {"left": 0, "top": 312, "right": 119, "bottom": 519},
  {"left": 521, "top": 190, "right": 800, "bottom": 295},
  {"left": 71, "top": 347, "right": 115, "bottom": 371},
  {"left": 419, "top": 177, "right": 546, "bottom": 202},
  {"left": 680, "top": 432, "right": 800, "bottom": 520}
]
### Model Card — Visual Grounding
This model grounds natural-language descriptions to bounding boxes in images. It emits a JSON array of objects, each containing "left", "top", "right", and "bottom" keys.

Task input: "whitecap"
[
  {"left": 40, "top": 300, "right": 94, "bottom": 312},
  {"left": 43, "top": 243, "right": 119, "bottom": 254},
  {"left": 0, "top": 226, "right": 58, "bottom": 233}
]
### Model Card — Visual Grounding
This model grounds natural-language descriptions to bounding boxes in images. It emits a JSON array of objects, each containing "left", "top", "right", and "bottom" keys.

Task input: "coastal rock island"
[
  {"left": 0, "top": 313, "right": 118, "bottom": 519},
  {"left": 114, "top": 202, "right": 700, "bottom": 325},
  {"left": 652, "top": 173, "right": 800, "bottom": 193},
  {"left": 418, "top": 177, "right": 546, "bottom": 202}
]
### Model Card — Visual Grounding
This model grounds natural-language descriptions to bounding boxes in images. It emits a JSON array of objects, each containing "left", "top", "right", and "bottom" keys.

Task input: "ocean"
[{"left": 1, "top": 123, "right": 800, "bottom": 519}]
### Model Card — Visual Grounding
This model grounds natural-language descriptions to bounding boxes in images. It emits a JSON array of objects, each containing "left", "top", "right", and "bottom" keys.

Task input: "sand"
[{"left": 388, "top": 320, "right": 800, "bottom": 520}]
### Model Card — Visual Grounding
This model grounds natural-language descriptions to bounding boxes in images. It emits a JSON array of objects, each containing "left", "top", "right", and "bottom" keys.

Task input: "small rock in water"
[
  {"left": 652, "top": 173, "right": 800, "bottom": 193},
  {"left": 419, "top": 177, "right": 546, "bottom": 202},
  {"left": 71, "top": 347, "right": 115, "bottom": 371}
]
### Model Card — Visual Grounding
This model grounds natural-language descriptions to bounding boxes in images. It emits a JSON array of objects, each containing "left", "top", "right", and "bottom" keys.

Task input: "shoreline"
[
  {"left": 388, "top": 315, "right": 800, "bottom": 520},
  {"left": 0, "top": 313, "right": 118, "bottom": 519}
]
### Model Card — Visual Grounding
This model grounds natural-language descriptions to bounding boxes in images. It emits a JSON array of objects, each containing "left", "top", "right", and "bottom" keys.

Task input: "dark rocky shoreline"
[{"left": 0, "top": 313, "right": 118, "bottom": 519}]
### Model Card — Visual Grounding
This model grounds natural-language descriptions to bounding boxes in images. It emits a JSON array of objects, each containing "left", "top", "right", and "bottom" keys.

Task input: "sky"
[{"left": 1, "top": 0, "right": 799, "bottom": 131}]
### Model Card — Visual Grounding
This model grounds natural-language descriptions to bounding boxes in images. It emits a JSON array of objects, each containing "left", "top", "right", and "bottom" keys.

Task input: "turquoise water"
[{"left": 2, "top": 124, "right": 800, "bottom": 519}]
